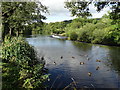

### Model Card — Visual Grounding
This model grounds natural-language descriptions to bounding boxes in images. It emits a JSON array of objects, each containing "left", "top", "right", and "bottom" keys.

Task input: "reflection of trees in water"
[
  {"left": 57, "top": 39, "right": 66, "bottom": 44},
  {"left": 73, "top": 41, "right": 120, "bottom": 74},
  {"left": 107, "top": 47, "right": 120, "bottom": 74},
  {"left": 72, "top": 41, "right": 92, "bottom": 52}
]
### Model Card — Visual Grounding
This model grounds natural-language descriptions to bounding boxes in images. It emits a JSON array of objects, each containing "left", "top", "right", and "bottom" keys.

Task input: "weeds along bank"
[
  {"left": 2, "top": 36, "right": 49, "bottom": 89},
  {"left": 43, "top": 16, "right": 120, "bottom": 46}
]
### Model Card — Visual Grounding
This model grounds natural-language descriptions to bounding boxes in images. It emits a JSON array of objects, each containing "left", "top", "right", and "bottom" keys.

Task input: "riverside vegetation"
[
  {"left": 1, "top": 1, "right": 120, "bottom": 89},
  {"left": 2, "top": 36, "right": 49, "bottom": 89},
  {"left": 42, "top": 15, "right": 120, "bottom": 46},
  {"left": 42, "top": 2, "right": 120, "bottom": 46},
  {"left": 1, "top": 2, "right": 49, "bottom": 89}
]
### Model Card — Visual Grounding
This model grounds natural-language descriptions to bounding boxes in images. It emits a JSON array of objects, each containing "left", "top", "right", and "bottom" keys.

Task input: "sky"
[{"left": 40, "top": 0, "right": 110, "bottom": 23}]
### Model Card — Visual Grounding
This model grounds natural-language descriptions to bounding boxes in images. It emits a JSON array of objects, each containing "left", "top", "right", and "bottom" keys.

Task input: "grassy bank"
[{"left": 2, "top": 36, "right": 49, "bottom": 89}]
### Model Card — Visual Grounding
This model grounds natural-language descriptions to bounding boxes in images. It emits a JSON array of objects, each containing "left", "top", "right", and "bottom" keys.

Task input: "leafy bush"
[
  {"left": 103, "top": 24, "right": 120, "bottom": 45},
  {"left": 2, "top": 36, "right": 49, "bottom": 89},
  {"left": 43, "top": 21, "right": 68, "bottom": 35},
  {"left": 91, "top": 23, "right": 120, "bottom": 45},
  {"left": 92, "top": 28, "right": 107, "bottom": 44},
  {"left": 69, "top": 31, "right": 78, "bottom": 41},
  {"left": 111, "top": 24, "right": 120, "bottom": 45},
  {"left": 77, "top": 23, "right": 96, "bottom": 42}
]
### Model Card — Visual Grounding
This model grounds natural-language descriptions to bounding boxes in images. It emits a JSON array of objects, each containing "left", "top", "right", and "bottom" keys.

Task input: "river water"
[{"left": 26, "top": 35, "right": 120, "bottom": 88}]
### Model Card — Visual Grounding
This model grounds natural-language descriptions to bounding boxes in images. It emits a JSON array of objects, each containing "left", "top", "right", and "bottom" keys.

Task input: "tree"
[
  {"left": 2, "top": 2, "right": 48, "bottom": 39},
  {"left": 64, "top": 1, "right": 92, "bottom": 18},
  {"left": 64, "top": 1, "right": 120, "bottom": 21},
  {"left": 94, "top": 2, "right": 120, "bottom": 23}
]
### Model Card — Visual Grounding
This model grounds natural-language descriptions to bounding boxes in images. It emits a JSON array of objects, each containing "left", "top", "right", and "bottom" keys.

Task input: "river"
[{"left": 26, "top": 35, "right": 120, "bottom": 88}]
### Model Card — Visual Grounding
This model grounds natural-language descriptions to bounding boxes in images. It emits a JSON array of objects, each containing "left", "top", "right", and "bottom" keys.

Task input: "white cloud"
[
  {"left": 39, "top": 0, "right": 75, "bottom": 23},
  {"left": 40, "top": 0, "right": 110, "bottom": 23},
  {"left": 40, "top": 0, "right": 67, "bottom": 14}
]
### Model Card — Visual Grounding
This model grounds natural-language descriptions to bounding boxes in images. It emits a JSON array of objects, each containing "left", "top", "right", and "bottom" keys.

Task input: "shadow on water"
[{"left": 26, "top": 35, "right": 120, "bottom": 89}]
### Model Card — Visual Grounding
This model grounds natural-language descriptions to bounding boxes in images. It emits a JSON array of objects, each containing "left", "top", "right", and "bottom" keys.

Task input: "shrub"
[
  {"left": 103, "top": 24, "right": 120, "bottom": 45},
  {"left": 111, "top": 24, "right": 120, "bottom": 45},
  {"left": 2, "top": 36, "right": 49, "bottom": 89},
  {"left": 69, "top": 31, "right": 78, "bottom": 41},
  {"left": 91, "top": 24, "right": 120, "bottom": 45},
  {"left": 77, "top": 23, "right": 95, "bottom": 42},
  {"left": 92, "top": 29, "right": 107, "bottom": 44}
]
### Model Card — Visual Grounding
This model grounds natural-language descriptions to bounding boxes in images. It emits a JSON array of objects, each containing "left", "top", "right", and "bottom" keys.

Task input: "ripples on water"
[{"left": 26, "top": 35, "right": 120, "bottom": 88}]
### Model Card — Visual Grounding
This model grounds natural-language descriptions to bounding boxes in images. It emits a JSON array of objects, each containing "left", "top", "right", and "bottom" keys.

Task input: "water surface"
[{"left": 26, "top": 35, "right": 120, "bottom": 88}]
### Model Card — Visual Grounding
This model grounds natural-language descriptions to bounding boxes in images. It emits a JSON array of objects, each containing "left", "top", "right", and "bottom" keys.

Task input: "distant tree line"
[
  {"left": 43, "top": 14, "right": 120, "bottom": 45},
  {"left": 42, "top": 1, "right": 120, "bottom": 46}
]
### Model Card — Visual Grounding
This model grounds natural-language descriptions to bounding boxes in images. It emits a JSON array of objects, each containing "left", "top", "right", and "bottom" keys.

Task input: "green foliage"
[
  {"left": 43, "top": 21, "right": 69, "bottom": 35},
  {"left": 91, "top": 18, "right": 118, "bottom": 45},
  {"left": 2, "top": 63, "right": 20, "bottom": 89},
  {"left": 64, "top": 2, "right": 92, "bottom": 18},
  {"left": 2, "top": 36, "right": 49, "bottom": 89},
  {"left": 77, "top": 23, "right": 96, "bottom": 42},
  {"left": 41, "top": 13, "right": 120, "bottom": 46},
  {"left": 2, "top": 2, "right": 48, "bottom": 38},
  {"left": 94, "top": 2, "right": 120, "bottom": 22},
  {"left": 103, "top": 24, "right": 120, "bottom": 45},
  {"left": 65, "top": 1, "right": 120, "bottom": 24},
  {"left": 69, "top": 31, "right": 78, "bottom": 41},
  {"left": 113, "top": 30, "right": 120, "bottom": 44},
  {"left": 43, "top": 17, "right": 95, "bottom": 38},
  {"left": 92, "top": 28, "right": 108, "bottom": 44},
  {"left": 64, "top": 15, "right": 119, "bottom": 45}
]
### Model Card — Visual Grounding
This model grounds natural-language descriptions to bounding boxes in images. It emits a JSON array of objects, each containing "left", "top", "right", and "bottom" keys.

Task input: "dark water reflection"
[{"left": 26, "top": 35, "right": 120, "bottom": 88}]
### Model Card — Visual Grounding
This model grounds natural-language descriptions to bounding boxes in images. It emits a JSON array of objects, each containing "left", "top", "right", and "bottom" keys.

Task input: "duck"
[
  {"left": 72, "top": 56, "right": 75, "bottom": 59},
  {"left": 96, "top": 66, "right": 100, "bottom": 70},
  {"left": 96, "top": 59, "right": 101, "bottom": 62},
  {"left": 80, "top": 62, "right": 85, "bottom": 65},
  {"left": 61, "top": 56, "right": 63, "bottom": 59},
  {"left": 41, "top": 56, "right": 44, "bottom": 60},
  {"left": 87, "top": 57, "right": 90, "bottom": 60},
  {"left": 53, "top": 62, "right": 56, "bottom": 64},
  {"left": 88, "top": 72, "right": 92, "bottom": 76}
]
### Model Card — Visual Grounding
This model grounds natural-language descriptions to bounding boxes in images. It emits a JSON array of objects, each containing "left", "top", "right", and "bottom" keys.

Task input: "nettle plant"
[{"left": 2, "top": 36, "right": 49, "bottom": 89}]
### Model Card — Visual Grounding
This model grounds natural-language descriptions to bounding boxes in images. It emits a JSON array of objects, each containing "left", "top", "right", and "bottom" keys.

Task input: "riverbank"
[
  {"left": 2, "top": 36, "right": 49, "bottom": 89},
  {"left": 43, "top": 17, "right": 120, "bottom": 46},
  {"left": 71, "top": 40, "right": 120, "bottom": 47},
  {"left": 49, "top": 34, "right": 120, "bottom": 47}
]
